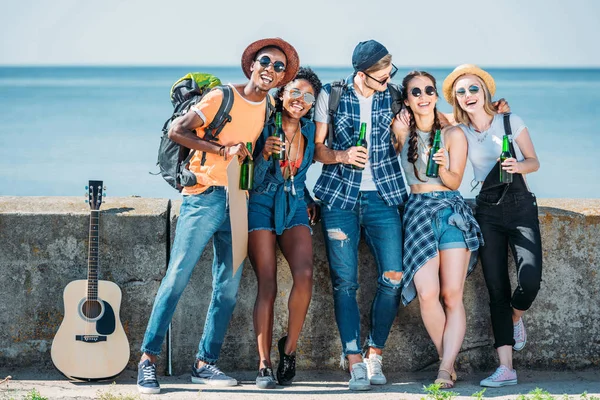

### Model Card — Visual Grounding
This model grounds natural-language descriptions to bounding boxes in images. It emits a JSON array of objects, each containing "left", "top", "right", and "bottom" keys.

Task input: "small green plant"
[
  {"left": 472, "top": 388, "right": 487, "bottom": 400},
  {"left": 421, "top": 383, "right": 459, "bottom": 400},
  {"left": 23, "top": 389, "right": 48, "bottom": 400},
  {"left": 96, "top": 391, "right": 141, "bottom": 400},
  {"left": 581, "top": 392, "right": 600, "bottom": 400}
]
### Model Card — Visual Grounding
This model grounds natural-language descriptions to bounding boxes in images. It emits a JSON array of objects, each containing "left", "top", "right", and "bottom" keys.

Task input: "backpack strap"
[
  {"left": 265, "top": 93, "right": 274, "bottom": 124},
  {"left": 327, "top": 80, "right": 346, "bottom": 146},
  {"left": 199, "top": 85, "right": 234, "bottom": 166}
]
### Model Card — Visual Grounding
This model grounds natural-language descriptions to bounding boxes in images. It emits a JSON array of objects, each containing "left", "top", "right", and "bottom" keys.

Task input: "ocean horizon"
[{"left": 1, "top": 66, "right": 598, "bottom": 200}]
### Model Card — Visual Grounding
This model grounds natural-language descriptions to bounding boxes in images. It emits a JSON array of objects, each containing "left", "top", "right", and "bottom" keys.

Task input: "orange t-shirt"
[{"left": 182, "top": 85, "right": 267, "bottom": 195}]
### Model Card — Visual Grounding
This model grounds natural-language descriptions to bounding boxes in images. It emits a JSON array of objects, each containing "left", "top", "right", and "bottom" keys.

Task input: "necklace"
[
  {"left": 281, "top": 123, "right": 303, "bottom": 195},
  {"left": 471, "top": 120, "right": 492, "bottom": 143}
]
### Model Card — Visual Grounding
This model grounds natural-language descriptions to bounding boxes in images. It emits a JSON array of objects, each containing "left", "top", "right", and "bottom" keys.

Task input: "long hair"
[
  {"left": 401, "top": 71, "right": 441, "bottom": 183},
  {"left": 275, "top": 66, "right": 322, "bottom": 119},
  {"left": 452, "top": 75, "right": 497, "bottom": 125}
]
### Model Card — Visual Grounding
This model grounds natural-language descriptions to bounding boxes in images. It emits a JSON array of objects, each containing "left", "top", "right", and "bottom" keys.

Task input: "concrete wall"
[{"left": 1, "top": 196, "right": 598, "bottom": 375}]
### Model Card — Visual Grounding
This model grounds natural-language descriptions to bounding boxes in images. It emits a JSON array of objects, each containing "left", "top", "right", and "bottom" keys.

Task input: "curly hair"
[
  {"left": 401, "top": 71, "right": 441, "bottom": 183},
  {"left": 274, "top": 66, "right": 322, "bottom": 119}
]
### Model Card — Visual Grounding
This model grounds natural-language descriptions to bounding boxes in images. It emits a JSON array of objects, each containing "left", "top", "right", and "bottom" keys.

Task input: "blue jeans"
[
  {"left": 320, "top": 191, "right": 403, "bottom": 356},
  {"left": 141, "top": 187, "right": 243, "bottom": 363}
]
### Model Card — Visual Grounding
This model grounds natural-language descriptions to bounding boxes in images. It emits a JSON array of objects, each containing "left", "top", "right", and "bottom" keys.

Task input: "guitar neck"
[{"left": 87, "top": 210, "right": 100, "bottom": 301}]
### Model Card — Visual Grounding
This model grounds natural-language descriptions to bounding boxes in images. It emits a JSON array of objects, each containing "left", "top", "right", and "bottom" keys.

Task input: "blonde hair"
[
  {"left": 452, "top": 75, "right": 497, "bottom": 125},
  {"left": 364, "top": 54, "right": 392, "bottom": 74}
]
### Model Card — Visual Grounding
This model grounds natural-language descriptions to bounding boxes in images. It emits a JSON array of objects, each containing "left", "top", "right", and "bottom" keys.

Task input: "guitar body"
[{"left": 51, "top": 279, "right": 130, "bottom": 380}]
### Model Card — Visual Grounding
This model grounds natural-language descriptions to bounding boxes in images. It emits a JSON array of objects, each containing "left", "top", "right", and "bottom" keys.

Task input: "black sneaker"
[
  {"left": 137, "top": 359, "right": 160, "bottom": 394},
  {"left": 276, "top": 336, "right": 296, "bottom": 386},
  {"left": 256, "top": 367, "right": 277, "bottom": 389}
]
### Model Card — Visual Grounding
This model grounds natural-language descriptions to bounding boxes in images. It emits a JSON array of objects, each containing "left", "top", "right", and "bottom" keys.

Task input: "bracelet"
[{"left": 218, "top": 145, "right": 226, "bottom": 158}]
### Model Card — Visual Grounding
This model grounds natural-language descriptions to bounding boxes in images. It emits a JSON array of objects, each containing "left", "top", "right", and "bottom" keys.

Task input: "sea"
[{"left": 1, "top": 66, "right": 598, "bottom": 200}]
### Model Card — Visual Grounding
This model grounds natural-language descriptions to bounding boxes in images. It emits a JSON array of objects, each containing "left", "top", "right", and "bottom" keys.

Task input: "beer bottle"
[
  {"left": 239, "top": 142, "right": 254, "bottom": 190},
  {"left": 352, "top": 122, "right": 367, "bottom": 170},
  {"left": 425, "top": 129, "right": 442, "bottom": 178},
  {"left": 500, "top": 134, "right": 513, "bottom": 184},
  {"left": 272, "top": 112, "right": 286, "bottom": 161}
]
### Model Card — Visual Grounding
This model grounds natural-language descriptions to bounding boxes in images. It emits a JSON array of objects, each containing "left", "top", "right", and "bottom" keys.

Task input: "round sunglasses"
[
  {"left": 286, "top": 88, "right": 316, "bottom": 104},
  {"left": 410, "top": 86, "right": 437, "bottom": 98},
  {"left": 455, "top": 85, "right": 480, "bottom": 97},
  {"left": 255, "top": 56, "right": 286, "bottom": 73}
]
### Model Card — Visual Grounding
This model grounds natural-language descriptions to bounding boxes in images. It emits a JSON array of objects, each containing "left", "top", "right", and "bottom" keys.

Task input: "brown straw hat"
[
  {"left": 442, "top": 64, "right": 496, "bottom": 105},
  {"left": 241, "top": 38, "right": 300, "bottom": 87}
]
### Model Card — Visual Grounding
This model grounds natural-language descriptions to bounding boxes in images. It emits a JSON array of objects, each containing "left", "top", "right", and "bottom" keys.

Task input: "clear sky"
[{"left": 1, "top": 0, "right": 599, "bottom": 67}]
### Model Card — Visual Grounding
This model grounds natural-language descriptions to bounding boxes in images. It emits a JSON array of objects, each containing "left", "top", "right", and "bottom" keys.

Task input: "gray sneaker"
[
  {"left": 365, "top": 354, "right": 387, "bottom": 385},
  {"left": 513, "top": 318, "right": 527, "bottom": 351},
  {"left": 349, "top": 362, "right": 371, "bottom": 391},
  {"left": 256, "top": 367, "right": 277, "bottom": 389},
  {"left": 191, "top": 363, "right": 237, "bottom": 386}
]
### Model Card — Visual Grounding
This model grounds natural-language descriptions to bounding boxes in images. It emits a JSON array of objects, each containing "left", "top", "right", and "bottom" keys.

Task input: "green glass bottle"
[
  {"left": 272, "top": 112, "right": 286, "bottom": 161},
  {"left": 239, "top": 142, "right": 254, "bottom": 190},
  {"left": 425, "top": 129, "right": 442, "bottom": 178},
  {"left": 500, "top": 134, "right": 513, "bottom": 184},
  {"left": 352, "top": 122, "right": 367, "bottom": 170}
]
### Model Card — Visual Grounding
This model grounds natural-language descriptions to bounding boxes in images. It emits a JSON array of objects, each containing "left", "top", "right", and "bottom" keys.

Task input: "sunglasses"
[
  {"left": 256, "top": 55, "right": 286, "bottom": 73},
  {"left": 363, "top": 64, "right": 398, "bottom": 85},
  {"left": 286, "top": 88, "right": 316, "bottom": 104},
  {"left": 410, "top": 86, "right": 437, "bottom": 98},
  {"left": 455, "top": 85, "right": 480, "bottom": 97}
]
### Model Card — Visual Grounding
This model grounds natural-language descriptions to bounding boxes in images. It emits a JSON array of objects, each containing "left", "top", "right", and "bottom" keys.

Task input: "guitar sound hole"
[{"left": 81, "top": 300, "right": 102, "bottom": 319}]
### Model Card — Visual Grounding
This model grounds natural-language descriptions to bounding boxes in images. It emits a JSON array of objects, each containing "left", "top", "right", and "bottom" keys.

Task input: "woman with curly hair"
[
  {"left": 392, "top": 70, "right": 484, "bottom": 389},
  {"left": 248, "top": 66, "right": 322, "bottom": 389}
]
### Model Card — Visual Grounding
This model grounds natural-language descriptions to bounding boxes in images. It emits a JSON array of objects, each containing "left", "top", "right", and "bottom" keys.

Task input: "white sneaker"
[
  {"left": 513, "top": 318, "right": 527, "bottom": 351},
  {"left": 349, "top": 362, "right": 371, "bottom": 391},
  {"left": 480, "top": 365, "right": 518, "bottom": 387},
  {"left": 364, "top": 354, "right": 387, "bottom": 385}
]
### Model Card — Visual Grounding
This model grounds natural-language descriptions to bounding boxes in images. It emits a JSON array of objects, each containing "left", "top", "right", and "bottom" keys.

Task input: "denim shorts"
[
  {"left": 248, "top": 188, "right": 309, "bottom": 233},
  {"left": 417, "top": 191, "right": 468, "bottom": 251}
]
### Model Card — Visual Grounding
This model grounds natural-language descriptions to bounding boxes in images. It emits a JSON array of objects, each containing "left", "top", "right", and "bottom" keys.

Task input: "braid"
[
  {"left": 406, "top": 106, "right": 427, "bottom": 183},
  {"left": 431, "top": 107, "right": 441, "bottom": 145}
]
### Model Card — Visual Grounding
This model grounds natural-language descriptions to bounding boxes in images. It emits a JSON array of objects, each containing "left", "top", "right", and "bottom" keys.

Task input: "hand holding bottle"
[
  {"left": 500, "top": 157, "right": 520, "bottom": 174},
  {"left": 226, "top": 143, "right": 252, "bottom": 164},
  {"left": 262, "top": 136, "right": 284, "bottom": 160},
  {"left": 340, "top": 146, "right": 368, "bottom": 168}
]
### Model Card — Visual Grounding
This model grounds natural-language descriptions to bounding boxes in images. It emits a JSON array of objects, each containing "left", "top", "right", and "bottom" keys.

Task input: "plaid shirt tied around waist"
[
  {"left": 401, "top": 191, "right": 484, "bottom": 306},
  {"left": 314, "top": 75, "right": 408, "bottom": 210}
]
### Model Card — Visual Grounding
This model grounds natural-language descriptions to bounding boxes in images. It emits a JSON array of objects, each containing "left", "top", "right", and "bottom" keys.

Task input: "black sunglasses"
[
  {"left": 286, "top": 88, "right": 316, "bottom": 104},
  {"left": 456, "top": 85, "right": 480, "bottom": 97},
  {"left": 256, "top": 55, "right": 286, "bottom": 73},
  {"left": 410, "top": 86, "right": 437, "bottom": 98},
  {"left": 363, "top": 64, "right": 398, "bottom": 85}
]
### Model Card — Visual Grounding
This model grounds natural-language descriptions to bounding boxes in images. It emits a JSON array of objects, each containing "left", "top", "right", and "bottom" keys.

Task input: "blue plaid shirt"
[
  {"left": 401, "top": 192, "right": 484, "bottom": 306},
  {"left": 314, "top": 75, "right": 408, "bottom": 210}
]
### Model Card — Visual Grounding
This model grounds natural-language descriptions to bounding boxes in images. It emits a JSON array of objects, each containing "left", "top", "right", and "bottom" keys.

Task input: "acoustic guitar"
[{"left": 51, "top": 180, "right": 130, "bottom": 380}]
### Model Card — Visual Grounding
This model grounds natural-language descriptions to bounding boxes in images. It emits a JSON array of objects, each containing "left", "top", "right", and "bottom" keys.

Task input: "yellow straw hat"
[{"left": 442, "top": 64, "right": 496, "bottom": 105}]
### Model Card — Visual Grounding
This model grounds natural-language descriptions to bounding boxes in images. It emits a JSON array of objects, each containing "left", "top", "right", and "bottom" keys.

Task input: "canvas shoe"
[
  {"left": 276, "top": 336, "right": 296, "bottom": 386},
  {"left": 480, "top": 365, "right": 518, "bottom": 387},
  {"left": 191, "top": 363, "right": 237, "bottom": 386},
  {"left": 513, "top": 318, "right": 527, "bottom": 351},
  {"left": 348, "top": 362, "right": 371, "bottom": 391},
  {"left": 137, "top": 359, "right": 160, "bottom": 394},
  {"left": 364, "top": 354, "right": 387, "bottom": 385},
  {"left": 256, "top": 367, "right": 277, "bottom": 389}
]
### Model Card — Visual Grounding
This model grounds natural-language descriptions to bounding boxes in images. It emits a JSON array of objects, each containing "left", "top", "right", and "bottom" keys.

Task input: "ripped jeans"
[{"left": 321, "top": 191, "right": 403, "bottom": 357}]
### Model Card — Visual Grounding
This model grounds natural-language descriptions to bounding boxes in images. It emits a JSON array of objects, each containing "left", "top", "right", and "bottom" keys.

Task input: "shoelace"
[
  {"left": 260, "top": 367, "right": 275, "bottom": 378},
  {"left": 514, "top": 320, "right": 524, "bottom": 341},
  {"left": 489, "top": 366, "right": 508, "bottom": 380},
  {"left": 367, "top": 357, "right": 383, "bottom": 375},
  {"left": 203, "top": 364, "right": 225, "bottom": 376},
  {"left": 142, "top": 364, "right": 157, "bottom": 382},
  {"left": 281, "top": 354, "right": 296, "bottom": 379},
  {"left": 352, "top": 364, "right": 368, "bottom": 380}
]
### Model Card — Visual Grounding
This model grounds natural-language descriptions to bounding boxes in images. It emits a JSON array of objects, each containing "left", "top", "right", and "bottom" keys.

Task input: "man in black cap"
[
  {"left": 312, "top": 40, "right": 407, "bottom": 391},
  {"left": 136, "top": 38, "right": 299, "bottom": 394}
]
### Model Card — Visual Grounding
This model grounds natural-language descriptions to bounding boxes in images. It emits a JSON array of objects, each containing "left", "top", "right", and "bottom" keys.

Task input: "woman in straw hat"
[
  {"left": 442, "top": 64, "right": 542, "bottom": 388},
  {"left": 391, "top": 71, "right": 484, "bottom": 389},
  {"left": 248, "top": 66, "right": 322, "bottom": 389}
]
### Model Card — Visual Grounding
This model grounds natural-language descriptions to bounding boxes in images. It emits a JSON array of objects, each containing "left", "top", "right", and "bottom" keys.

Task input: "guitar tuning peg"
[
  {"left": 103, "top": 192, "right": 107, "bottom": 197},
  {"left": 85, "top": 200, "right": 89, "bottom": 203},
  {"left": 103, "top": 186, "right": 107, "bottom": 190},
  {"left": 85, "top": 186, "right": 89, "bottom": 190}
]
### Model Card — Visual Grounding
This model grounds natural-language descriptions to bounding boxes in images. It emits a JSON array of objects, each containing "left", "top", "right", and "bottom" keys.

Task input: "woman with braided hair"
[{"left": 391, "top": 70, "right": 484, "bottom": 389}]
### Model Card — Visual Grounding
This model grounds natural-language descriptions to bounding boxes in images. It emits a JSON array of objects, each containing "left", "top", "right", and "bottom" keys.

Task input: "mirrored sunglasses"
[
  {"left": 410, "top": 86, "right": 437, "bottom": 98},
  {"left": 287, "top": 88, "right": 316, "bottom": 104},
  {"left": 256, "top": 56, "right": 286, "bottom": 73},
  {"left": 456, "top": 85, "right": 480, "bottom": 97}
]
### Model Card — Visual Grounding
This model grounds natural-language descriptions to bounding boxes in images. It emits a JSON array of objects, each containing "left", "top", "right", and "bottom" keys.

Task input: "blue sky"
[{"left": 1, "top": 0, "right": 599, "bottom": 67}]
